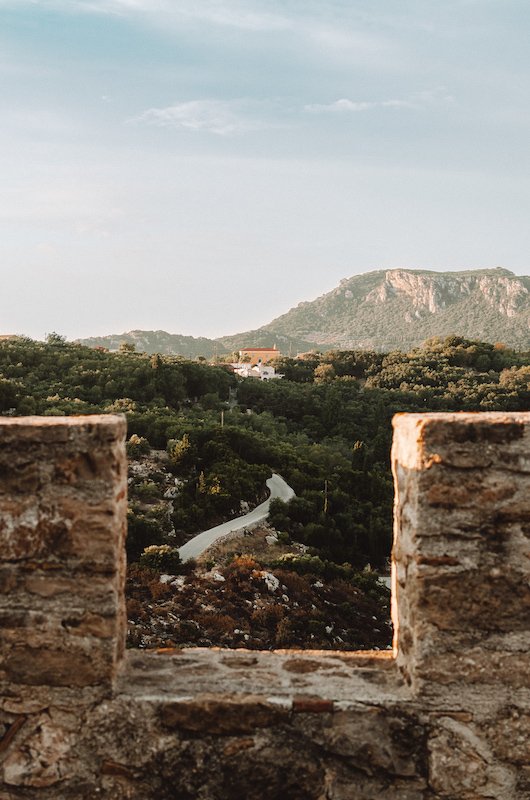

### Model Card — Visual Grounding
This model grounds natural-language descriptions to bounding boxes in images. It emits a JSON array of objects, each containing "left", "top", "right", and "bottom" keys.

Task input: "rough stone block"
[
  {"left": 0, "top": 416, "right": 126, "bottom": 696},
  {"left": 392, "top": 412, "right": 530, "bottom": 690}
]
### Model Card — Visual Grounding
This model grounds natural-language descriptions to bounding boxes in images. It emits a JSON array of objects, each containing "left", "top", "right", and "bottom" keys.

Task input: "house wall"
[
  {"left": 239, "top": 349, "right": 279, "bottom": 366},
  {"left": 0, "top": 413, "right": 529, "bottom": 799}
]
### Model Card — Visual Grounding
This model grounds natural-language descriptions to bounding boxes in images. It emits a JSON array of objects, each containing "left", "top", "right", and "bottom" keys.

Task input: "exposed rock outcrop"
[{"left": 259, "top": 267, "right": 530, "bottom": 350}]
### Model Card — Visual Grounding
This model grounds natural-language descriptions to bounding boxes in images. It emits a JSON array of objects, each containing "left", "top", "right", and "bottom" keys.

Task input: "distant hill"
[
  {"left": 77, "top": 329, "right": 315, "bottom": 358},
  {"left": 77, "top": 330, "right": 219, "bottom": 358},
  {"left": 77, "top": 268, "right": 530, "bottom": 355}
]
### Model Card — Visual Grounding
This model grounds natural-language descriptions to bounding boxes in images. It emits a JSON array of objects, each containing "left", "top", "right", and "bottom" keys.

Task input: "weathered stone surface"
[
  {"left": 2, "top": 712, "right": 73, "bottom": 787},
  {"left": 325, "top": 772, "right": 429, "bottom": 800},
  {"left": 392, "top": 412, "right": 530, "bottom": 692},
  {"left": 418, "top": 569, "right": 530, "bottom": 632},
  {"left": 292, "top": 696, "right": 334, "bottom": 713},
  {"left": 0, "top": 416, "right": 126, "bottom": 699},
  {"left": 317, "top": 707, "right": 426, "bottom": 778},
  {"left": 101, "top": 760, "right": 136, "bottom": 778},
  {"left": 4, "top": 646, "right": 114, "bottom": 688},
  {"left": 0, "top": 716, "right": 27, "bottom": 756},
  {"left": 488, "top": 706, "right": 530, "bottom": 765},
  {"left": 160, "top": 694, "right": 290, "bottom": 734},
  {"left": 1, "top": 413, "right": 529, "bottom": 799},
  {"left": 427, "top": 717, "right": 514, "bottom": 798},
  {"left": 416, "top": 642, "right": 530, "bottom": 687}
]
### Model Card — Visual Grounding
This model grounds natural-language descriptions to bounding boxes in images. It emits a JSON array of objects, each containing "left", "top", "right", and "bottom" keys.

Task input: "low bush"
[{"left": 139, "top": 544, "right": 182, "bottom": 573}]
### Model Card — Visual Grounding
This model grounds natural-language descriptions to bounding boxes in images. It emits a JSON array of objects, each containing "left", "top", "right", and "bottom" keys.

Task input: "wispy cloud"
[
  {"left": 0, "top": 0, "right": 291, "bottom": 29},
  {"left": 0, "top": 0, "right": 164, "bottom": 17},
  {"left": 305, "top": 98, "right": 412, "bottom": 113},
  {"left": 131, "top": 99, "right": 272, "bottom": 136},
  {"left": 76, "top": 0, "right": 173, "bottom": 16},
  {"left": 0, "top": 0, "right": 391, "bottom": 49},
  {"left": 305, "top": 88, "right": 454, "bottom": 114},
  {"left": 168, "top": 1, "right": 291, "bottom": 32},
  {"left": 132, "top": 87, "right": 454, "bottom": 136}
]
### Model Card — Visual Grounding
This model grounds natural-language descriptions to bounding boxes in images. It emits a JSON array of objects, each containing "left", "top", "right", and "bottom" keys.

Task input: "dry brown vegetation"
[{"left": 126, "top": 529, "right": 391, "bottom": 651}]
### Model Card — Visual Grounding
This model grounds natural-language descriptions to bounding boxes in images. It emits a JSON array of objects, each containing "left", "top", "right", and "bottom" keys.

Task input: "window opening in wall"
[{"left": 124, "top": 348, "right": 395, "bottom": 653}]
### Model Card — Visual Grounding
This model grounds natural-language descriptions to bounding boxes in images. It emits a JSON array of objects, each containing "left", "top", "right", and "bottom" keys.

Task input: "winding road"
[{"left": 177, "top": 473, "right": 295, "bottom": 562}]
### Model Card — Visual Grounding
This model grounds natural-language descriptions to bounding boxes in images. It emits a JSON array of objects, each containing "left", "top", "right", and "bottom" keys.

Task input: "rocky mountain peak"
[
  {"left": 261, "top": 267, "right": 530, "bottom": 351},
  {"left": 362, "top": 268, "right": 528, "bottom": 319}
]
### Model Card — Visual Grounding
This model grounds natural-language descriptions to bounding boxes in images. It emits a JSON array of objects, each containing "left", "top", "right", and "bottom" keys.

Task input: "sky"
[{"left": 1, "top": 0, "right": 530, "bottom": 341}]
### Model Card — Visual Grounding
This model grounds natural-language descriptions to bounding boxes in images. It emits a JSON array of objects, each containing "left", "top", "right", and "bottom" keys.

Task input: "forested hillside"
[
  {"left": 1, "top": 334, "right": 528, "bottom": 650},
  {"left": 249, "top": 268, "right": 530, "bottom": 351}
]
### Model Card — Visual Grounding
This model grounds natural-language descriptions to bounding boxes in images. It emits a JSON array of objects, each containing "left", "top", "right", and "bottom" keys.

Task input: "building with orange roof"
[{"left": 238, "top": 347, "right": 280, "bottom": 366}]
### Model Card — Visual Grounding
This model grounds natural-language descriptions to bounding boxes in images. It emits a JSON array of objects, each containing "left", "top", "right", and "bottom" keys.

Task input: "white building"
[{"left": 231, "top": 363, "right": 283, "bottom": 381}]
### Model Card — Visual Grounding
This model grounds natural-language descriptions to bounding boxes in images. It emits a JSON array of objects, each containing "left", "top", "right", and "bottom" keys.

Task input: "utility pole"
[
  {"left": 220, "top": 409, "right": 224, "bottom": 428},
  {"left": 324, "top": 479, "right": 328, "bottom": 514}
]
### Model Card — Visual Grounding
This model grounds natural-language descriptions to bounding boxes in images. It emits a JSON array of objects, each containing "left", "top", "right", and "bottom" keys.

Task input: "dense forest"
[{"left": 1, "top": 334, "right": 528, "bottom": 649}]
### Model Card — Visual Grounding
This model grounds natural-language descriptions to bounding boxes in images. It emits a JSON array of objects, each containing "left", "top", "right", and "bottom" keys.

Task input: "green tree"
[
  {"left": 119, "top": 341, "right": 136, "bottom": 354},
  {"left": 314, "top": 363, "right": 336, "bottom": 383}
]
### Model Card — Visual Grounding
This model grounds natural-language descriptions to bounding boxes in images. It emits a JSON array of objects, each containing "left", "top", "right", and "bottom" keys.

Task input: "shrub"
[
  {"left": 126, "top": 434, "right": 151, "bottom": 458},
  {"left": 139, "top": 544, "right": 182, "bottom": 573},
  {"left": 126, "top": 597, "right": 145, "bottom": 621},
  {"left": 275, "top": 617, "right": 293, "bottom": 646},
  {"left": 251, "top": 603, "right": 285, "bottom": 630},
  {"left": 126, "top": 509, "right": 165, "bottom": 561},
  {"left": 223, "top": 554, "right": 259, "bottom": 584},
  {"left": 134, "top": 480, "right": 161, "bottom": 502}
]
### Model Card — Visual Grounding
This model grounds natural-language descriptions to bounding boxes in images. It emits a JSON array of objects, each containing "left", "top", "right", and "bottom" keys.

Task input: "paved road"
[{"left": 178, "top": 473, "right": 295, "bottom": 562}]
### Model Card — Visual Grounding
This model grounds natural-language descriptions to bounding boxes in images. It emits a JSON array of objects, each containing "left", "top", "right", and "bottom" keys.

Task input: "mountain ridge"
[{"left": 77, "top": 267, "right": 530, "bottom": 355}]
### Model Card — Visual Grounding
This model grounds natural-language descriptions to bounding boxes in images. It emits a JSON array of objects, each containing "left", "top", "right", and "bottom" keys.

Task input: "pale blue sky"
[{"left": 1, "top": 0, "right": 529, "bottom": 340}]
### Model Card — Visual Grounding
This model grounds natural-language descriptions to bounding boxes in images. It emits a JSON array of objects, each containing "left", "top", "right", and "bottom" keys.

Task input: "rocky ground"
[{"left": 126, "top": 527, "right": 392, "bottom": 651}]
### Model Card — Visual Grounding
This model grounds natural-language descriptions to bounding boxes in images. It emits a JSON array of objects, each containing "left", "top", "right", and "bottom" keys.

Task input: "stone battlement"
[{"left": 0, "top": 413, "right": 529, "bottom": 798}]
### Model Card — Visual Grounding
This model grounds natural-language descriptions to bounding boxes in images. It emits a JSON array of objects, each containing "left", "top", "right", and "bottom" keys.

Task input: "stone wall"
[{"left": 0, "top": 413, "right": 529, "bottom": 799}]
